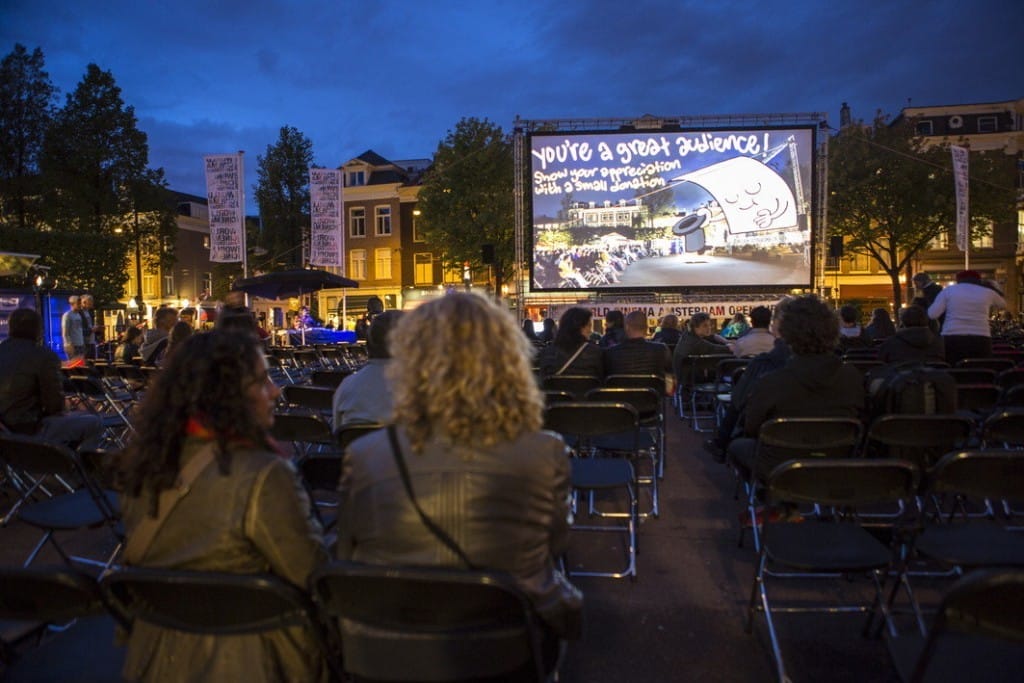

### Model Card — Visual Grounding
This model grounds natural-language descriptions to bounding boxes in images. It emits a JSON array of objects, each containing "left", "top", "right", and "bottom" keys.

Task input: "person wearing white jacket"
[{"left": 927, "top": 269, "right": 1006, "bottom": 365}]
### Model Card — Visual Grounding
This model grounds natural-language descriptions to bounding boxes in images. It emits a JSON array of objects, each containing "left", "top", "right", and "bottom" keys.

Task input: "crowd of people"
[{"left": 0, "top": 267, "right": 1016, "bottom": 679}]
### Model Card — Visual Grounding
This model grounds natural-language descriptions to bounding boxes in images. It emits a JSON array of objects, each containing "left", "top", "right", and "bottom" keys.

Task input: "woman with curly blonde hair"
[{"left": 337, "top": 292, "right": 582, "bottom": 673}]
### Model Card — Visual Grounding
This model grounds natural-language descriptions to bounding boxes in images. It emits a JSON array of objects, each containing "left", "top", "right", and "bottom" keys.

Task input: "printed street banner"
[
  {"left": 951, "top": 145, "right": 969, "bottom": 252},
  {"left": 204, "top": 153, "right": 245, "bottom": 262},
  {"left": 309, "top": 168, "right": 344, "bottom": 268}
]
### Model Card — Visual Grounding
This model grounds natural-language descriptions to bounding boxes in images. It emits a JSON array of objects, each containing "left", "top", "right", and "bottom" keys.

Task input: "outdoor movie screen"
[{"left": 529, "top": 126, "right": 816, "bottom": 292}]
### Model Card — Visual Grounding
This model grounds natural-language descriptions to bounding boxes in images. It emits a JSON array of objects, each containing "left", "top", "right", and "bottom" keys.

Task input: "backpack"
[{"left": 866, "top": 362, "right": 957, "bottom": 417}]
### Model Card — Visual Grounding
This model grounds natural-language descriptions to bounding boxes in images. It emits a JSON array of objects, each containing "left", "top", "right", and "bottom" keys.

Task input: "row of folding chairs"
[
  {"left": 741, "top": 452, "right": 1024, "bottom": 681},
  {"left": 0, "top": 560, "right": 559, "bottom": 682}
]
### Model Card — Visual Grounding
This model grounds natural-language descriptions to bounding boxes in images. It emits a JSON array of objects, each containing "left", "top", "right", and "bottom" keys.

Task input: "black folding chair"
[
  {"left": 312, "top": 561, "right": 556, "bottom": 682},
  {"left": 0, "top": 433, "right": 122, "bottom": 569},
  {"left": 281, "top": 384, "right": 335, "bottom": 418},
  {"left": 269, "top": 412, "right": 335, "bottom": 459},
  {"left": 747, "top": 459, "right": 919, "bottom": 683},
  {"left": 886, "top": 569, "right": 1024, "bottom": 682},
  {"left": 103, "top": 567, "right": 341, "bottom": 680},
  {"left": 0, "top": 566, "right": 125, "bottom": 682},
  {"left": 541, "top": 375, "right": 601, "bottom": 399}
]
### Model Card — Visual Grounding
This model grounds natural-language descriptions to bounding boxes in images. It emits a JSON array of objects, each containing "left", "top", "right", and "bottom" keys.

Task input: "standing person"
[
  {"left": 0, "top": 308, "right": 103, "bottom": 449},
  {"left": 603, "top": 310, "right": 673, "bottom": 379},
  {"left": 536, "top": 307, "right": 604, "bottom": 379},
  {"left": 600, "top": 309, "right": 627, "bottom": 348},
  {"left": 332, "top": 310, "right": 403, "bottom": 429},
  {"left": 60, "top": 295, "right": 85, "bottom": 360},
  {"left": 80, "top": 293, "right": 100, "bottom": 359},
  {"left": 912, "top": 272, "right": 943, "bottom": 309},
  {"left": 337, "top": 293, "right": 583, "bottom": 664},
  {"left": 928, "top": 269, "right": 1006, "bottom": 365},
  {"left": 118, "top": 330, "right": 328, "bottom": 682}
]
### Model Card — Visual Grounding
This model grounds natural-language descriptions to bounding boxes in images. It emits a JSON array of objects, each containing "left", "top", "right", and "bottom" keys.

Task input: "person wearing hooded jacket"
[
  {"left": 727, "top": 295, "right": 864, "bottom": 482},
  {"left": 877, "top": 305, "right": 945, "bottom": 365}
]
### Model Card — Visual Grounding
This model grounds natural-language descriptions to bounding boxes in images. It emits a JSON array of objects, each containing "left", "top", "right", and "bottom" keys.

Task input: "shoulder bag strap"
[
  {"left": 386, "top": 425, "right": 478, "bottom": 570},
  {"left": 123, "top": 441, "right": 218, "bottom": 565},
  {"left": 555, "top": 342, "right": 590, "bottom": 376}
]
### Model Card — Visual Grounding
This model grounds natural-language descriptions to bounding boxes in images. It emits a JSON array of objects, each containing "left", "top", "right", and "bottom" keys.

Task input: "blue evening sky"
[{"left": 3, "top": 0, "right": 1021, "bottom": 213}]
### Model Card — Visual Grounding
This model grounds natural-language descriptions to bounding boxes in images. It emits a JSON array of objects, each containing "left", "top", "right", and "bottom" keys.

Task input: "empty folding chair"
[
  {"left": 0, "top": 434, "right": 122, "bottom": 569},
  {"left": 310, "top": 369, "right": 350, "bottom": 390},
  {"left": 746, "top": 459, "right": 918, "bottom": 683},
  {"left": 335, "top": 422, "right": 384, "bottom": 450},
  {"left": 679, "top": 353, "right": 732, "bottom": 431},
  {"left": 312, "top": 561, "right": 557, "bottom": 682},
  {"left": 886, "top": 569, "right": 1024, "bottom": 682},
  {"left": 269, "top": 412, "right": 335, "bottom": 460},
  {"left": 955, "top": 357, "right": 1015, "bottom": 374},
  {"left": 66, "top": 375, "right": 135, "bottom": 448},
  {"left": 281, "top": 384, "right": 335, "bottom": 419},
  {"left": 604, "top": 374, "right": 669, "bottom": 478}
]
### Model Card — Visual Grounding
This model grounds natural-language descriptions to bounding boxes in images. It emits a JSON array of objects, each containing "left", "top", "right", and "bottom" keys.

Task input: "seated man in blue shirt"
[{"left": 332, "top": 310, "right": 403, "bottom": 430}]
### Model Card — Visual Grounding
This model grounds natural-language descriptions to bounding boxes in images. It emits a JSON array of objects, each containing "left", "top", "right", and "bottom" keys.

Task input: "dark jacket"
[
  {"left": 652, "top": 327, "right": 682, "bottom": 347},
  {"left": 537, "top": 342, "right": 604, "bottom": 378},
  {"left": 672, "top": 330, "right": 732, "bottom": 379},
  {"left": 338, "top": 427, "right": 582, "bottom": 637},
  {"left": 0, "top": 337, "right": 65, "bottom": 433},
  {"left": 877, "top": 327, "right": 946, "bottom": 365},
  {"left": 600, "top": 327, "right": 627, "bottom": 348},
  {"left": 120, "top": 440, "right": 328, "bottom": 683},
  {"left": 743, "top": 353, "right": 864, "bottom": 437},
  {"left": 603, "top": 338, "right": 672, "bottom": 377},
  {"left": 732, "top": 339, "right": 791, "bottom": 414}
]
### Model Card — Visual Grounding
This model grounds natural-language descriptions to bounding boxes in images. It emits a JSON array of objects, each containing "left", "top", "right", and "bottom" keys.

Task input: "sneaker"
[{"left": 703, "top": 439, "right": 726, "bottom": 463}]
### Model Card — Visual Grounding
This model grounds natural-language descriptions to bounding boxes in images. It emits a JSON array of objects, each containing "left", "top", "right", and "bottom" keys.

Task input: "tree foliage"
[
  {"left": 416, "top": 117, "right": 515, "bottom": 292},
  {"left": 39, "top": 63, "right": 148, "bottom": 234},
  {"left": 254, "top": 126, "right": 313, "bottom": 270},
  {"left": 0, "top": 44, "right": 57, "bottom": 229},
  {"left": 828, "top": 114, "right": 1015, "bottom": 307}
]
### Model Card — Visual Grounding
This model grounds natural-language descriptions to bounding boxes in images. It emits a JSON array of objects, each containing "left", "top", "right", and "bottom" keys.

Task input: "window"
[
  {"left": 850, "top": 252, "right": 872, "bottom": 272},
  {"left": 142, "top": 274, "right": 155, "bottom": 298},
  {"left": 414, "top": 253, "right": 433, "bottom": 284},
  {"left": 350, "top": 207, "right": 366, "bottom": 238},
  {"left": 350, "top": 249, "right": 366, "bottom": 280},
  {"left": 929, "top": 229, "right": 949, "bottom": 250},
  {"left": 915, "top": 120, "right": 933, "bottom": 136},
  {"left": 977, "top": 115, "right": 998, "bottom": 133},
  {"left": 163, "top": 274, "right": 174, "bottom": 297},
  {"left": 972, "top": 221, "right": 994, "bottom": 249},
  {"left": 201, "top": 272, "right": 212, "bottom": 297},
  {"left": 347, "top": 170, "right": 365, "bottom": 187},
  {"left": 375, "top": 248, "right": 392, "bottom": 280},
  {"left": 413, "top": 213, "right": 424, "bottom": 242},
  {"left": 375, "top": 206, "right": 392, "bottom": 236},
  {"left": 202, "top": 235, "right": 210, "bottom": 249}
]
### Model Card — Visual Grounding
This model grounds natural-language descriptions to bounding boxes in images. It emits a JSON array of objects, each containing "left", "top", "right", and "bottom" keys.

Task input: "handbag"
[{"left": 386, "top": 425, "right": 478, "bottom": 569}]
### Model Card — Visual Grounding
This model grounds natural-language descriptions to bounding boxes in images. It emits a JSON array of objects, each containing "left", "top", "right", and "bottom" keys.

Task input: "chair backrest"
[
  {"left": 604, "top": 374, "right": 664, "bottom": 394},
  {"left": 541, "top": 374, "right": 601, "bottom": 399},
  {"left": 585, "top": 387, "right": 660, "bottom": 421},
  {"left": 925, "top": 450, "right": 1024, "bottom": 502},
  {"left": 311, "top": 370, "right": 350, "bottom": 389},
  {"left": 755, "top": 417, "right": 863, "bottom": 479},
  {"left": 335, "top": 422, "right": 384, "bottom": 450},
  {"left": 865, "top": 414, "right": 974, "bottom": 470},
  {"left": 0, "top": 566, "right": 108, "bottom": 624},
  {"left": 543, "top": 402, "right": 639, "bottom": 439},
  {"left": 679, "top": 354, "right": 732, "bottom": 386},
  {"left": 983, "top": 408, "right": 1024, "bottom": 447},
  {"left": 269, "top": 413, "right": 333, "bottom": 448},
  {"left": 995, "top": 368, "right": 1024, "bottom": 392},
  {"left": 714, "top": 358, "right": 751, "bottom": 389},
  {"left": 0, "top": 433, "right": 82, "bottom": 480},
  {"left": 908, "top": 569, "right": 1024, "bottom": 682},
  {"left": 312, "top": 561, "right": 547, "bottom": 682},
  {"left": 282, "top": 385, "right": 335, "bottom": 414},
  {"left": 955, "top": 357, "right": 1015, "bottom": 373},
  {"left": 767, "top": 459, "right": 918, "bottom": 507},
  {"left": 956, "top": 383, "right": 1001, "bottom": 415},
  {"left": 948, "top": 368, "right": 998, "bottom": 386}
]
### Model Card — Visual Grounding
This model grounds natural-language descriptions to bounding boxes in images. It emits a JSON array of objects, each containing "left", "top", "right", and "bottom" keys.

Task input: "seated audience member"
[
  {"left": 928, "top": 269, "right": 1006, "bottom": 365},
  {"left": 119, "top": 330, "right": 327, "bottom": 682},
  {"left": 727, "top": 295, "right": 864, "bottom": 482},
  {"left": 877, "top": 305, "right": 945, "bottom": 365},
  {"left": 729, "top": 306, "right": 775, "bottom": 357},
  {"left": 704, "top": 299, "right": 792, "bottom": 462},
  {"left": 522, "top": 318, "right": 539, "bottom": 342},
  {"left": 538, "top": 318, "right": 557, "bottom": 344},
  {"left": 652, "top": 314, "right": 682, "bottom": 347},
  {"left": 600, "top": 309, "right": 627, "bottom": 348},
  {"left": 337, "top": 292, "right": 583, "bottom": 662},
  {"left": 0, "top": 308, "right": 103, "bottom": 450},
  {"left": 332, "top": 310, "right": 403, "bottom": 429},
  {"left": 139, "top": 307, "right": 178, "bottom": 365},
  {"left": 911, "top": 296, "right": 941, "bottom": 334},
  {"left": 537, "top": 307, "right": 604, "bottom": 378},
  {"left": 672, "top": 312, "right": 732, "bottom": 382},
  {"left": 864, "top": 307, "right": 896, "bottom": 342},
  {"left": 837, "top": 304, "right": 869, "bottom": 350},
  {"left": 163, "top": 321, "right": 193, "bottom": 362},
  {"left": 721, "top": 313, "right": 750, "bottom": 339},
  {"left": 117, "top": 326, "right": 144, "bottom": 364},
  {"left": 603, "top": 310, "right": 673, "bottom": 381}
]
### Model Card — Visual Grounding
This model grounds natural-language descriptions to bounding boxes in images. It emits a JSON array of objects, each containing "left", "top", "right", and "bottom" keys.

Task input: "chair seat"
[
  {"left": 914, "top": 523, "right": 1024, "bottom": 568},
  {"left": 19, "top": 490, "right": 119, "bottom": 531},
  {"left": 763, "top": 521, "right": 894, "bottom": 572},
  {"left": 591, "top": 431, "right": 656, "bottom": 453},
  {"left": 887, "top": 630, "right": 1024, "bottom": 682},
  {"left": 570, "top": 459, "right": 634, "bottom": 490}
]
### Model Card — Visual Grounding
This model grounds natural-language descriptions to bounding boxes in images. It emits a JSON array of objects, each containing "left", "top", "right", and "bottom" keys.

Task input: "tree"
[
  {"left": 0, "top": 44, "right": 57, "bottom": 229},
  {"left": 121, "top": 169, "right": 179, "bottom": 307},
  {"left": 828, "top": 113, "right": 1015, "bottom": 307},
  {"left": 254, "top": 126, "right": 313, "bottom": 270},
  {"left": 416, "top": 117, "right": 515, "bottom": 295},
  {"left": 39, "top": 64, "right": 148, "bottom": 235}
]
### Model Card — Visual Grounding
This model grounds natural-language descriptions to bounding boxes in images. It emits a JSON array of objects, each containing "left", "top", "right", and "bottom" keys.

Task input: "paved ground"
[{"left": 2, "top": 404, "right": 945, "bottom": 682}]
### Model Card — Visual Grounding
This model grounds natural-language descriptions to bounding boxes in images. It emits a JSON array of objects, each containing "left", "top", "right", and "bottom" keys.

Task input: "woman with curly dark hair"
[
  {"left": 118, "top": 329, "right": 328, "bottom": 683},
  {"left": 536, "top": 306, "right": 604, "bottom": 378}
]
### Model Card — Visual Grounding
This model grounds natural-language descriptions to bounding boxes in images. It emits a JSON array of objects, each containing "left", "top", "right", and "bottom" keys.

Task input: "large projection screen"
[{"left": 528, "top": 126, "right": 816, "bottom": 291}]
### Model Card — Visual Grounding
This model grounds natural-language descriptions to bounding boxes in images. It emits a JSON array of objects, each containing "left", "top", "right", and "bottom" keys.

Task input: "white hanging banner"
[
  {"left": 309, "top": 168, "right": 344, "bottom": 268},
  {"left": 204, "top": 153, "right": 246, "bottom": 263},
  {"left": 951, "top": 145, "right": 969, "bottom": 252}
]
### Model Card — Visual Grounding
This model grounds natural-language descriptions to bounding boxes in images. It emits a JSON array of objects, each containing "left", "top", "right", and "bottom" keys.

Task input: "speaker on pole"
[
  {"left": 481, "top": 244, "right": 495, "bottom": 265},
  {"left": 828, "top": 236, "right": 844, "bottom": 258}
]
